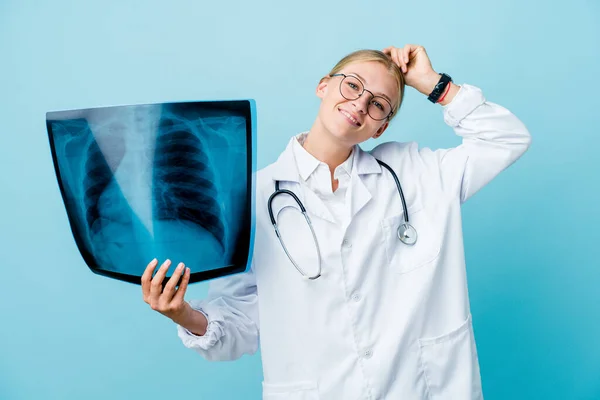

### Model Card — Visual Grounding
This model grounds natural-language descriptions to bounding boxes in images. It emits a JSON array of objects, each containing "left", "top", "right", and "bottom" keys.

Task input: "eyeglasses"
[{"left": 330, "top": 73, "right": 394, "bottom": 121}]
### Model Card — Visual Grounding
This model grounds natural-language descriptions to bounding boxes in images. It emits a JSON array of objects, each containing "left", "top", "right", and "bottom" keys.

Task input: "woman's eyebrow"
[
  {"left": 348, "top": 72, "right": 368, "bottom": 84},
  {"left": 347, "top": 72, "right": 393, "bottom": 104}
]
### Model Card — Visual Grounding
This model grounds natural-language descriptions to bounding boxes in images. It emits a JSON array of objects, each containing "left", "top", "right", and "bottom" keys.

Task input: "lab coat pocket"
[
  {"left": 262, "top": 381, "right": 320, "bottom": 400},
  {"left": 381, "top": 203, "right": 441, "bottom": 274},
  {"left": 418, "top": 314, "right": 483, "bottom": 400}
]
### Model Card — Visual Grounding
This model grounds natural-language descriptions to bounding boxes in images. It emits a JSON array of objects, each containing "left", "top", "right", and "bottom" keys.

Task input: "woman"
[{"left": 141, "top": 44, "right": 531, "bottom": 399}]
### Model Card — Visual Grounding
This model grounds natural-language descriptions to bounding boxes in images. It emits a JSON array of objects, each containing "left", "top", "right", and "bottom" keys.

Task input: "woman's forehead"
[
  {"left": 340, "top": 61, "right": 399, "bottom": 97},
  {"left": 340, "top": 61, "right": 392, "bottom": 84}
]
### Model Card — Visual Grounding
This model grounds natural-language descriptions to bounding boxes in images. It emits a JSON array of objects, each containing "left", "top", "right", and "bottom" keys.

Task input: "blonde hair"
[{"left": 325, "top": 49, "right": 405, "bottom": 121}]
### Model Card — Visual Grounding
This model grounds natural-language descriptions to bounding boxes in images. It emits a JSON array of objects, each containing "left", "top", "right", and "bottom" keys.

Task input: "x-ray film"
[{"left": 46, "top": 100, "right": 256, "bottom": 284}]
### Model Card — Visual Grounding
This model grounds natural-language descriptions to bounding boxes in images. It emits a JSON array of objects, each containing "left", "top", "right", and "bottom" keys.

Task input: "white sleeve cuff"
[
  {"left": 442, "top": 84, "right": 486, "bottom": 127},
  {"left": 177, "top": 299, "right": 225, "bottom": 350}
]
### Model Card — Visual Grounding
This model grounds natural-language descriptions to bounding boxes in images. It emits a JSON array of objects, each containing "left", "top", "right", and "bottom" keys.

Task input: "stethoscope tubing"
[{"left": 267, "top": 158, "right": 415, "bottom": 279}]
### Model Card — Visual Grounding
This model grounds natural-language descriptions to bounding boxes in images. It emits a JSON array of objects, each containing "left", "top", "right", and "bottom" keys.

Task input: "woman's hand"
[
  {"left": 383, "top": 44, "right": 441, "bottom": 96},
  {"left": 141, "top": 258, "right": 191, "bottom": 322}
]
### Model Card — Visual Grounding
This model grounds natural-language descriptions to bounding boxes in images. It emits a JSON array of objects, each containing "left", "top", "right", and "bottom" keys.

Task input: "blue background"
[{"left": 1, "top": 1, "right": 599, "bottom": 399}]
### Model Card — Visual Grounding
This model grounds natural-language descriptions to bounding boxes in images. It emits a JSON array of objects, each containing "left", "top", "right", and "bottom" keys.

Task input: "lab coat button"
[
  {"left": 363, "top": 349, "right": 373, "bottom": 359},
  {"left": 351, "top": 292, "right": 361, "bottom": 302},
  {"left": 342, "top": 239, "right": 352, "bottom": 248}
]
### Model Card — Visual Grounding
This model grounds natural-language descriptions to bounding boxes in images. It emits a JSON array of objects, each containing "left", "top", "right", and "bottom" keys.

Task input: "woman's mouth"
[{"left": 339, "top": 109, "right": 361, "bottom": 127}]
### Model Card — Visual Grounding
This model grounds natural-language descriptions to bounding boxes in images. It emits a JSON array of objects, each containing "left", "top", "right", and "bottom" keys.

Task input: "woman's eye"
[{"left": 372, "top": 100, "right": 384, "bottom": 110}]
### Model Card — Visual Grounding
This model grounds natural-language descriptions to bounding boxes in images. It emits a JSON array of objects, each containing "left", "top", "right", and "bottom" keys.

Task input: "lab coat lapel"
[
  {"left": 300, "top": 188, "right": 337, "bottom": 224},
  {"left": 270, "top": 137, "right": 336, "bottom": 224},
  {"left": 350, "top": 145, "right": 382, "bottom": 219}
]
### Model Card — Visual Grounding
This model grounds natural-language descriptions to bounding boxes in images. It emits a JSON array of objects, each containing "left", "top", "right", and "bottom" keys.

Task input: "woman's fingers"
[
  {"left": 149, "top": 259, "right": 172, "bottom": 304},
  {"left": 141, "top": 258, "right": 159, "bottom": 303},
  {"left": 163, "top": 262, "right": 185, "bottom": 296},
  {"left": 399, "top": 48, "right": 409, "bottom": 73},
  {"left": 396, "top": 48, "right": 408, "bottom": 73},
  {"left": 172, "top": 267, "right": 191, "bottom": 305},
  {"left": 141, "top": 258, "right": 191, "bottom": 319},
  {"left": 403, "top": 45, "right": 411, "bottom": 64},
  {"left": 383, "top": 46, "right": 408, "bottom": 73}
]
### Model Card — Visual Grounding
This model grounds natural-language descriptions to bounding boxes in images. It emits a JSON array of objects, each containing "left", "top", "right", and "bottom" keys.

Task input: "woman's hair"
[{"left": 325, "top": 49, "right": 405, "bottom": 121}]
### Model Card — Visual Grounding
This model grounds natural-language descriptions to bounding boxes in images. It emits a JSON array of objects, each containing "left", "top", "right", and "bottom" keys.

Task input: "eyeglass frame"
[{"left": 330, "top": 73, "right": 395, "bottom": 121}]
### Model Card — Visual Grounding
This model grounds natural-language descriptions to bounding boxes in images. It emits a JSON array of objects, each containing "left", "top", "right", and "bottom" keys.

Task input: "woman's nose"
[{"left": 351, "top": 94, "right": 370, "bottom": 113}]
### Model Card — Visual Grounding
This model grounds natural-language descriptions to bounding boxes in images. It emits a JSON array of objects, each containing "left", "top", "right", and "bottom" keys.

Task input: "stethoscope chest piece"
[{"left": 397, "top": 223, "right": 418, "bottom": 245}]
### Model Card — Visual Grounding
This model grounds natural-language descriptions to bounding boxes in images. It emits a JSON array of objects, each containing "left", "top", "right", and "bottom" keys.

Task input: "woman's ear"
[
  {"left": 316, "top": 76, "right": 329, "bottom": 99},
  {"left": 373, "top": 121, "right": 389, "bottom": 139}
]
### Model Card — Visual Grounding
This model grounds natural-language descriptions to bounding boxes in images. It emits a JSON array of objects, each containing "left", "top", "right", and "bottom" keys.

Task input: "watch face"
[{"left": 46, "top": 100, "right": 257, "bottom": 284}]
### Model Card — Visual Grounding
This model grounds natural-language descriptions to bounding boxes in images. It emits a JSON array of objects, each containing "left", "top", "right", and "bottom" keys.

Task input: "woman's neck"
[{"left": 302, "top": 124, "right": 353, "bottom": 173}]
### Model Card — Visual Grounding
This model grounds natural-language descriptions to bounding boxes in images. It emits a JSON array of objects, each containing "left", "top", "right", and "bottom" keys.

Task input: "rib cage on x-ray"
[
  {"left": 83, "top": 136, "right": 126, "bottom": 236},
  {"left": 46, "top": 99, "right": 254, "bottom": 284},
  {"left": 80, "top": 113, "right": 227, "bottom": 253},
  {"left": 152, "top": 115, "right": 226, "bottom": 250}
]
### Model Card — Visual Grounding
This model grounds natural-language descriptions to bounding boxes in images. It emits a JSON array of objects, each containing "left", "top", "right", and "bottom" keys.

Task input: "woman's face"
[{"left": 315, "top": 60, "right": 399, "bottom": 146}]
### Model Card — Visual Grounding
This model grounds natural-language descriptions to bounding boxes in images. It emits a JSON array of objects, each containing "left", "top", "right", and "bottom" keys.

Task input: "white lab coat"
[{"left": 178, "top": 83, "right": 531, "bottom": 400}]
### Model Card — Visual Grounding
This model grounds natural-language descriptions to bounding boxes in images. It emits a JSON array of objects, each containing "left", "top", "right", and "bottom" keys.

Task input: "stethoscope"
[{"left": 267, "top": 159, "right": 417, "bottom": 280}]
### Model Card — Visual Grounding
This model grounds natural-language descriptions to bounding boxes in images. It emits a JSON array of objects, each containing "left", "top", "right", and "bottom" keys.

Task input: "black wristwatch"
[{"left": 427, "top": 73, "right": 452, "bottom": 103}]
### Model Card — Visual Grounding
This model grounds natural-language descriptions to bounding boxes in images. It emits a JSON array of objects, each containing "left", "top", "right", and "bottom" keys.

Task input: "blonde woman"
[{"left": 141, "top": 44, "right": 531, "bottom": 399}]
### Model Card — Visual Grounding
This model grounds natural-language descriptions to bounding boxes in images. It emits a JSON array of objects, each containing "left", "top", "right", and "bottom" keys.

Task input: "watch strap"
[{"left": 427, "top": 73, "right": 452, "bottom": 103}]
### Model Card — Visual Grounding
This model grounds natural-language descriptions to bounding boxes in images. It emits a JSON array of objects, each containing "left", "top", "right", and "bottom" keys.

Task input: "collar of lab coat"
[
  {"left": 270, "top": 134, "right": 383, "bottom": 223},
  {"left": 291, "top": 132, "right": 355, "bottom": 182}
]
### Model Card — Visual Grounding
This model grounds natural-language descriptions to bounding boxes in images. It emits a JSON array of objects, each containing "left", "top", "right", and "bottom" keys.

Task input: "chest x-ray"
[{"left": 46, "top": 100, "right": 256, "bottom": 284}]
